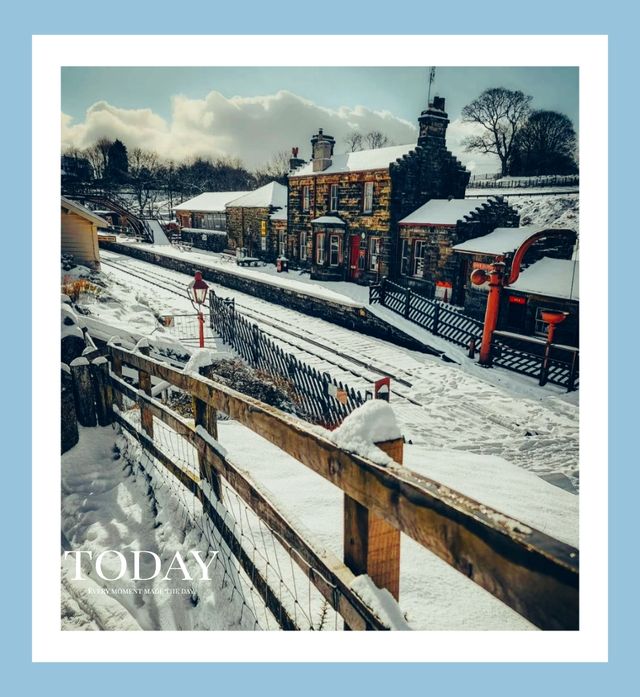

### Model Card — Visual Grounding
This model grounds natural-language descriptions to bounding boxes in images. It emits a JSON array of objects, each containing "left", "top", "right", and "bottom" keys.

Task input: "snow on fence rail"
[
  {"left": 370, "top": 278, "right": 579, "bottom": 391},
  {"left": 65, "top": 342, "right": 580, "bottom": 630},
  {"left": 209, "top": 290, "right": 365, "bottom": 428}
]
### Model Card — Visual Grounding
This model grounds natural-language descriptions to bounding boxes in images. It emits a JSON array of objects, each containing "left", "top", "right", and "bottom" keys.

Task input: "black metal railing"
[
  {"left": 370, "top": 278, "right": 578, "bottom": 391},
  {"left": 209, "top": 291, "right": 365, "bottom": 428}
]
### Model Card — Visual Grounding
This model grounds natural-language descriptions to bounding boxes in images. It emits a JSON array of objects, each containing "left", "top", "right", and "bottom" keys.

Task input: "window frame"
[
  {"left": 300, "top": 230, "right": 307, "bottom": 260},
  {"left": 369, "top": 236, "right": 381, "bottom": 272},
  {"left": 329, "top": 234, "right": 342, "bottom": 267},
  {"left": 316, "top": 232, "right": 325, "bottom": 264},
  {"left": 363, "top": 181, "right": 374, "bottom": 214},
  {"left": 330, "top": 184, "right": 339, "bottom": 212},
  {"left": 400, "top": 238, "right": 411, "bottom": 276},
  {"left": 413, "top": 239, "right": 426, "bottom": 277},
  {"left": 302, "top": 184, "right": 310, "bottom": 212}
]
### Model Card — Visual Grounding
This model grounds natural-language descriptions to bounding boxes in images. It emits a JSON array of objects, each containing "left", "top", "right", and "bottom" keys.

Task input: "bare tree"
[
  {"left": 461, "top": 88, "right": 532, "bottom": 176},
  {"left": 96, "top": 137, "right": 114, "bottom": 178},
  {"left": 254, "top": 150, "right": 290, "bottom": 185},
  {"left": 364, "top": 130, "right": 391, "bottom": 149},
  {"left": 83, "top": 143, "right": 106, "bottom": 179},
  {"left": 128, "top": 147, "right": 161, "bottom": 214},
  {"left": 344, "top": 131, "right": 364, "bottom": 152}
]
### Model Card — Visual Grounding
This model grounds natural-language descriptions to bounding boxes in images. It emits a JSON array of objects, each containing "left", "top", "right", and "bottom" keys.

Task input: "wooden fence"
[
  {"left": 209, "top": 290, "right": 365, "bottom": 428},
  {"left": 370, "top": 278, "right": 579, "bottom": 390},
  {"left": 65, "top": 341, "right": 579, "bottom": 631}
]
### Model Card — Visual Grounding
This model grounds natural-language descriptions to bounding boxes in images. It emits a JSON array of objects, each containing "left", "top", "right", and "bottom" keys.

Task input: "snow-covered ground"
[
  {"left": 61, "top": 425, "right": 257, "bottom": 631},
  {"left": 63, "top": 237, "right": 579, "bottom": 630}
]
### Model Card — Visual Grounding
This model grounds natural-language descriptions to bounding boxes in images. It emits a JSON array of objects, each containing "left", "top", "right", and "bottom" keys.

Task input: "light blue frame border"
[{"left": 10, "top": 0, "right": 630, "bottom": 692}]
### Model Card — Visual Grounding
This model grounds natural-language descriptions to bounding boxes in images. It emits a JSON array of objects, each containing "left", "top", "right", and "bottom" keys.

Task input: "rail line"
[{"left": 100, "top": 253, "right": 527, "bottom": 436}]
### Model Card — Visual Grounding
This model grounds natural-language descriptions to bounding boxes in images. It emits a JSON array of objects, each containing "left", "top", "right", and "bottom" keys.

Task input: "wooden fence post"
[
  {"left": 194, "top": 384, "right": 222, "bottom": 500},
  {"left": 70, "top": 357, "right": 97, "bottom": 427},
  {"left": 344, "top": 437, "right": 403, "bottom": 608},
  {"left": 91, "top": 356, "right": 113, "bottom": 426},
  {"left": 404, "top": 287, "right": 411, "bottom": 318},
  {"left": 137, "top": 342, "right": 153, "bottom": 438},
  {"left": 110, "top": 338, "right": 124, "bottom": 409},
  {"left": 61, "top": 364, "right": 79, "bottom": 453},
  {"left": 379, "top": 277, "right": 387, "bottom": 306}
]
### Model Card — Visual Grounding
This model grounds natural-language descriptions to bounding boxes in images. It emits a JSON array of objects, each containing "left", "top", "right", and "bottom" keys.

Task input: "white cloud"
[
  {"left": 61, "top": 89, "right": 502, "bottom": 174},
  {"left": 62, "top": 90, "right": 419, "bottom": 169}
]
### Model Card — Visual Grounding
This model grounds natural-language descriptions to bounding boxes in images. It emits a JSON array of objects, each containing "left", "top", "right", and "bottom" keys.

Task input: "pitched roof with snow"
[
  {"left": 61, "top": 196, "right": 109, "bottom": 228},
  {"left": 452, "top": 225, "right": 557, "bottom": 256},
  {"left": 289, "top": 144, "right": 416, "bottom": 178},
  {"left": 399, "top": 198, "right": 493, "bottom": 226},
  {"left": 270, "top": 207, "right": 288, "bottom": 221},
  {"left": 311, "top": 216, "right": 345, "bottom": 225},
  {"left": 227, "top": 182, "right": 287, "bottom": 209},
  {"left": 509, "top": 257, "right": 579, "bottom": 301},
  {"left": 173, "top": 191, "right": 251, "bottom": 213}
]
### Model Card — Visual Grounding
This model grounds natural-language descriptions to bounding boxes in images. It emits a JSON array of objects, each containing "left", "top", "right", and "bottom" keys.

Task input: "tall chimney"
[
  {"left": 418, "top": 95, "right": 449, "bottom": 147},
  {"left": 310, "top": 128, "right": 335, "bottom": 172}
]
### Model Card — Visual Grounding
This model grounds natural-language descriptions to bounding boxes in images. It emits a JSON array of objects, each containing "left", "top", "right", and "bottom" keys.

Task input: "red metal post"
[
  {"left": 198, "top": 312, "right": 205, "bottom": 349},
  {"left": 478, "top": 261, "right": 505, "bottom": 366}
]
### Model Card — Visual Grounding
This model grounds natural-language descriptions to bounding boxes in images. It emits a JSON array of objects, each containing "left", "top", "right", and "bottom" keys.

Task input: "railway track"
[{"left": 100, "top": 253, "right": 529, "bottom": 437}]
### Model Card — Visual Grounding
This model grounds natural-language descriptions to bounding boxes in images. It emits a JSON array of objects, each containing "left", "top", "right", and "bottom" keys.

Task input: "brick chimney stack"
[
  {"left": 310, "top": 128, "right": 335, "bottom": 172},
  {"left": 417, "top": 95, "right": 449, "bottom": 147}
]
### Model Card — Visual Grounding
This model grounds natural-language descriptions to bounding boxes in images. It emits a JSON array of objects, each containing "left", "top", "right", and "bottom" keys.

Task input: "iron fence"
[
  {"left": 209, "top": 291, "right": 365, "bottom": 428},
  {"left": 370, "top": 278, "right": 579, "bottom": 391}
]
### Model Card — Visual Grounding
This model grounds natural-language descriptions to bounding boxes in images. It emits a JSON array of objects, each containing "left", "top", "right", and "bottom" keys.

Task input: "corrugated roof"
[
  {"left": 399, "top": 198, "right": 492, "bottom": 226},
  {"left": 61, "top": 196, "right": 109, "bottom": 227},
  {"left": 289, "top": 144, "right": 415, "bottom": 177},
  {"left": 509, "top": 257, "right": 579, "bottom": 301},
  {"left": 173, "top": 191, "right": 251, "bottom": 212},
  {"left": 227, "top": 182, "right": 287, "bottom": 208}
]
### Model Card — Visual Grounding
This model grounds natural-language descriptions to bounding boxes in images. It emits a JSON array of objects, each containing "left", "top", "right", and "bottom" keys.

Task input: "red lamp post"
[
  {"left": 539, "top": 310, "right": 568, "bottom": 386},
  {"left": 188, "top": 271, "right": 209, "bottom": 348},
  {"left": 470, "top": 259, "right": 506, "bottom": 366}
]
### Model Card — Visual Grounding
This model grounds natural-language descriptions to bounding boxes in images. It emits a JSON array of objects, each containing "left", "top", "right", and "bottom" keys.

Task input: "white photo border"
[{"left": 33, "top": 34, "right": 607, "bottom": 662}]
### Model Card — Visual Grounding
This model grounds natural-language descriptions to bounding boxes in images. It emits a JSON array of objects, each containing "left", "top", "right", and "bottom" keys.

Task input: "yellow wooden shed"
[{"left": 61, "top": 196, "right": 107, "bottom": 270}]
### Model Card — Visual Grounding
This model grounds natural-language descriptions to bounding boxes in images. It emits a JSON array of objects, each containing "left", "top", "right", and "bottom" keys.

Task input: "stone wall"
[
  {"left": 98, "top": 240, "right": 442, "bottom": 356},
  {"left": 226, "top": 206, "right": 279, "bottom": 261},
  {"left": 179, "top": 229, "right": 228, "bottom": 253}
]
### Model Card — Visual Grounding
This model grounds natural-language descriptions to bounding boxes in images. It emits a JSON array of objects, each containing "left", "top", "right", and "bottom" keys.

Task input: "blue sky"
[{"left": 62, "top": 67, "right": 578, "bottom": 173}]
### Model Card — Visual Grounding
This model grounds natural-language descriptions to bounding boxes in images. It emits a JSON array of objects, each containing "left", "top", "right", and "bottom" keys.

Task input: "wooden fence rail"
[{"left": 102, "top": 344, "right": 578, "bottom": 631}]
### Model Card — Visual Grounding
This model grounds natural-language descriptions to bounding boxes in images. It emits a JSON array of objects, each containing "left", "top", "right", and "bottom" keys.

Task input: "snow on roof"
[
  {"left": 289, "top": 144, "right": 416, "bottom": 177},
  {"left": 270, "top": 207, "right": 288, "bottom": 221},
  {"left": 173, "top": 191, "right": 251, "bottom": 212},
  {"left": 226, "top": 181, "right": 287, "bottom": 209},
  {"left": 509, "top": 257, "right": 579, "bottom": 301},
  {"left": 453, "top": 225, "right": 554, "bottom": 256},
  {"left": 399, "top": 198, "right": 492, "bottom": 226},
  {"left": 311, "top": 215, "right": 345, "bottom": 225},
  {"left": 61, "top": 196, "right": 109, "bottom": 228}
]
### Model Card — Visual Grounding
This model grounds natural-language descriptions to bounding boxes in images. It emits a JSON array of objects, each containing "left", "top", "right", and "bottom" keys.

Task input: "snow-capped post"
[
  {"left": 341, "top": 402, "right": 402, "bottom": 603},
  {"left": 404, "top": 287, "right": 411, "bottom": 318},
  {"left": 91, "top": 357, "right": 113, "bottom": 426},
  {"left": 136, "top": 340, "right": 153, "bottom": 438},
  {"left": 70, "top": 357, "right": 97, "bottom": 427}
]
